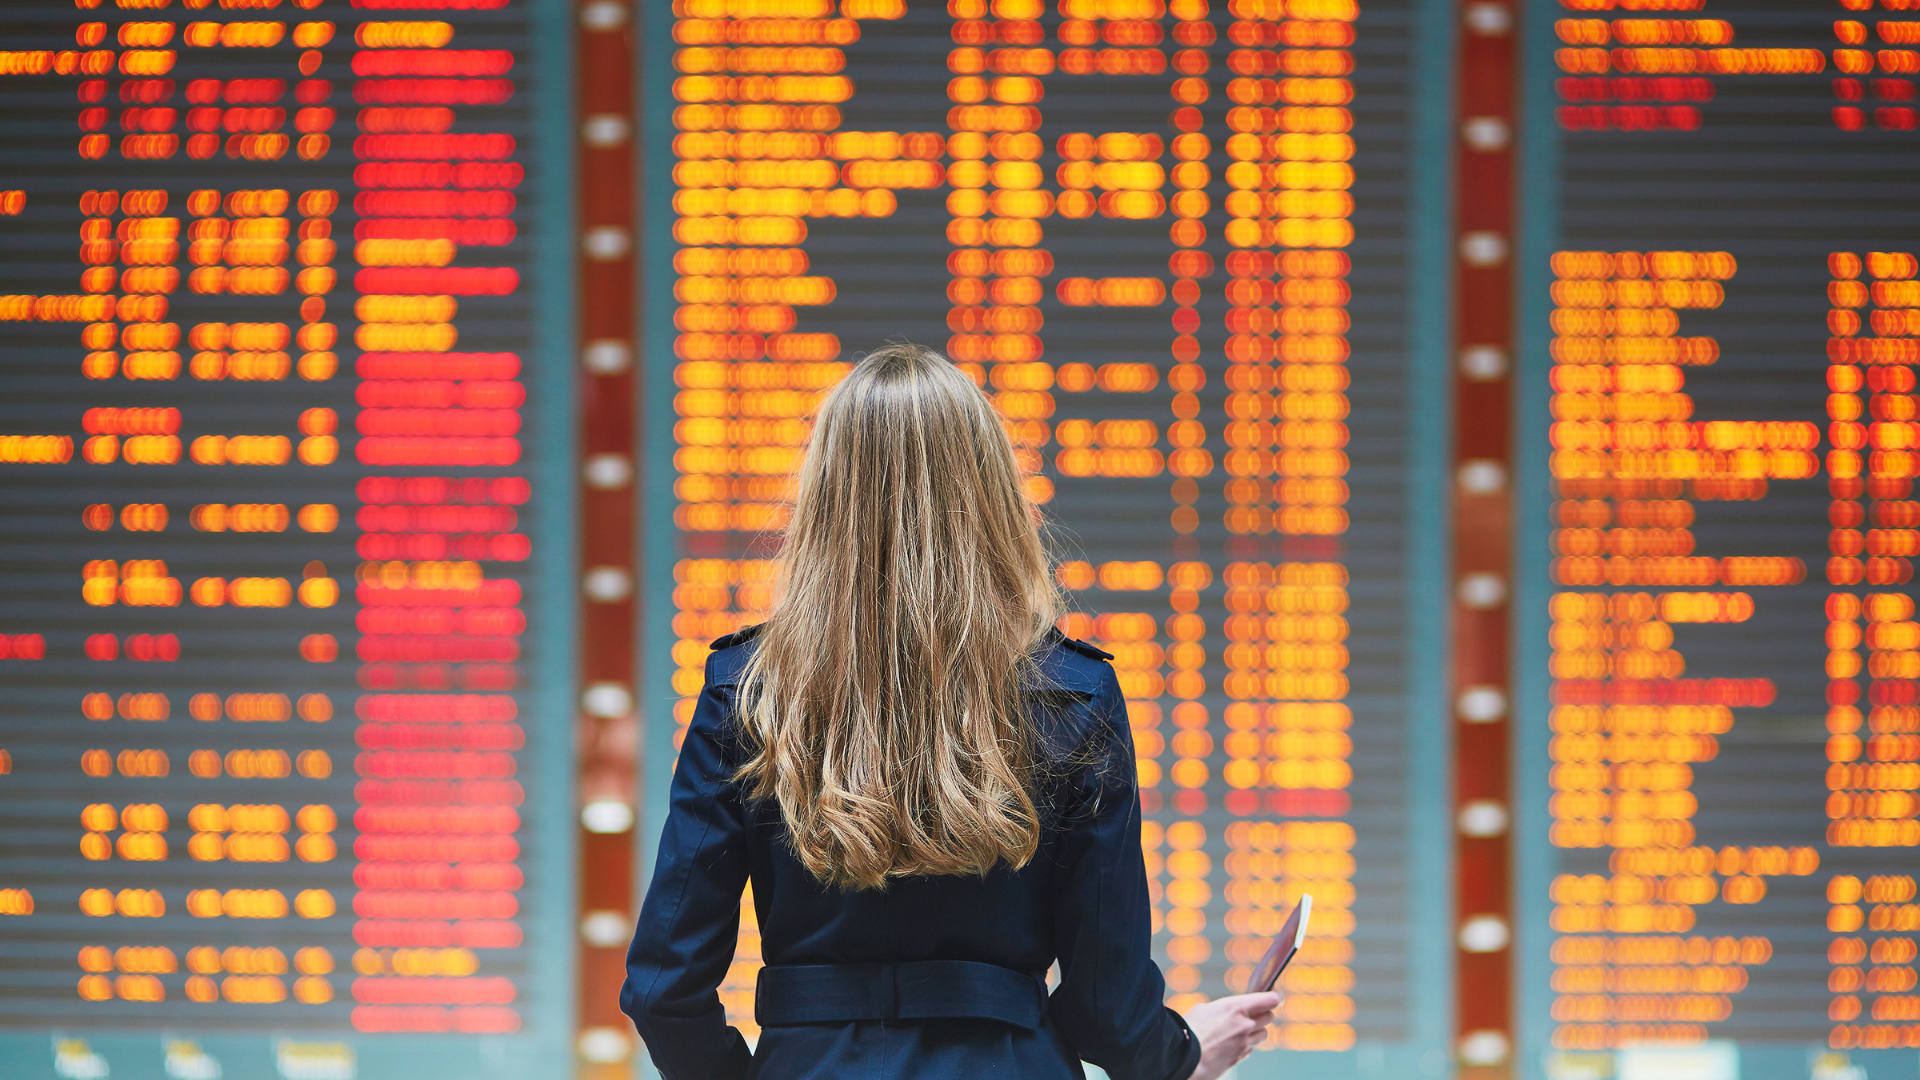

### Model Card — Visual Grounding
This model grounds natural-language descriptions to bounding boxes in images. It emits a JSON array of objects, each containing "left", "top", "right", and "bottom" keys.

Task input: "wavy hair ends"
[{"left": 734, "top": 343, "right": 1062, "bottom": 891}]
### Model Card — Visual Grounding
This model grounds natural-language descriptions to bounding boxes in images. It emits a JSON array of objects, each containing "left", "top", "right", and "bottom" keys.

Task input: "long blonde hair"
[{"left": 735, "top": 343, "right": 1062, "bottom": 891}]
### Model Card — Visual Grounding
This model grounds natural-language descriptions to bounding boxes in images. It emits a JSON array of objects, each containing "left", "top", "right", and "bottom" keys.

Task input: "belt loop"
[{"left": 879, "top": 963, "right": 898, "bottom": 1022}]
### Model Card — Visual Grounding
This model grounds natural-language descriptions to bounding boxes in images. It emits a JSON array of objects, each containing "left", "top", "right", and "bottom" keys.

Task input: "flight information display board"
[
  {"left": 1517, "top": 0, "right": 1920, "bottom": 1076},
  {"left": 0, "top": 1, "right": 572, "bottom": 1077},
  {"left": 644, "top": 0, "right": 1449, "bottom": 1074}
]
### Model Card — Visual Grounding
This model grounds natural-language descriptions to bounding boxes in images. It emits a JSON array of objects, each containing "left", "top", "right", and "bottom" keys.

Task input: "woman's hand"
[{"left": 1182, "top": 992, "right": 1281, "bottom": 1080}]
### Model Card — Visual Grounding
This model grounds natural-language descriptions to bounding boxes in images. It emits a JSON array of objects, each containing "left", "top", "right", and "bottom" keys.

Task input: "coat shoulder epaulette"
[
  {"left": 709, "top": 623, "right": 766, "bottom": 651},
  {"left": 1047, "top": 627, "right": 1113, "bottom": 662}
]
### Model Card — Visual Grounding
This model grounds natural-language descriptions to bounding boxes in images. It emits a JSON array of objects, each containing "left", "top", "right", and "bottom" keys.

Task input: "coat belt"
[{"left": 755, "top": 960, "right": 1049, "bottom": 1030}]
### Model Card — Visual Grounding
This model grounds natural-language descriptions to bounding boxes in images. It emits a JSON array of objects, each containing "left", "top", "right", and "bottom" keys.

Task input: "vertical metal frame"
[
  {"left": 532, "top": 0, "right": 586, "bottom": 1064},
  {"left": 572, "top": 0, "right": 640, "bottom": 1072},
  {"left": 637, "top": 0, "right": 680, "bottom": 1073},
  {"left": 1512, "top": 0, "right": 1564, "bottom": 1072},
  {"left": 1405, "top": 0, "right": 1465, "bottom": 1066},
  {"left": 1447, "top": 0, "right": 1521, "bottom": 1071}
]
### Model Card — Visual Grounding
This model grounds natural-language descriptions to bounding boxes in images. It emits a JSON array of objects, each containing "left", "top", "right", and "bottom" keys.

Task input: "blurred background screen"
[
  {"left": 651, "top": 0, "right": 1428, "bottom": 1061},
  {"left": 0, "top": 1, "right": 571, "bottom": 1077}
]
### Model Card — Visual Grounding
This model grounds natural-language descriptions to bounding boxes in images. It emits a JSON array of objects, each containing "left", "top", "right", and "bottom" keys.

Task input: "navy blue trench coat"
[{"left": 621, "top": 626, "right": 1201, "bottom": 1080}]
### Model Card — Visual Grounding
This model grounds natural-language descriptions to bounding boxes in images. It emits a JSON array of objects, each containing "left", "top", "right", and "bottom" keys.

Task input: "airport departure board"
[
  {"left": 644, "top": 0, "right": 1446, "bottom": 1074},
  {"left": 1518, "top": 0, "right": 1920, "bottom": 1076},
  {"left": 645, "top": 0, "right": 1920, "bottom": 1077},
  {"left": 25, "top": 0, "right": 1920, "bottom": 1075},
  {"left": 0, "top": 1, "right": 573, "bottom": 1077}
]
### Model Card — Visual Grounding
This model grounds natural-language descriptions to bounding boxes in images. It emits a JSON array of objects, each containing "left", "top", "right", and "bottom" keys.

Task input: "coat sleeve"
[
  {"left": 1046, "top": 672, "right": 1202, "bottom": 1080},
  {"left": 620, "top": 656, "right": 755, "bottom": 1080}
]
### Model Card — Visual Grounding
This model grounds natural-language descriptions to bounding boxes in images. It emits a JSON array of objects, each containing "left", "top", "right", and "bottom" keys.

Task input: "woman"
[{"left": 622, "top": 344, "right": 1281, "bottom": 1079}]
